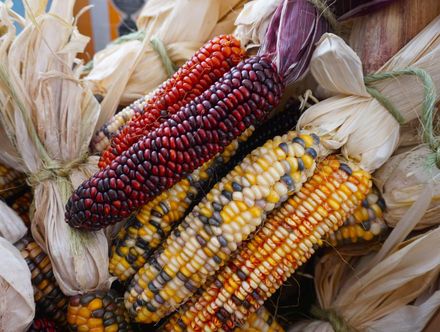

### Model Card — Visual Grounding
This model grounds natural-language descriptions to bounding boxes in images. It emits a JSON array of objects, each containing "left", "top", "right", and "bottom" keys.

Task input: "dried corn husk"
[
  {"left": 0, "top": 0, "right": 111, "bottom": 295},
  {"left": 0, "top": 200, "right": 27, "bottom": 244},
  {"left": 289, "top": 225, "right": 440, "bottom": 332},
  {"left": 85, "top": 0, "right": 246, "bottom": 128},
  {"left": 0, "top": 236, "right": 35, "bottom": 331},
  {"left": 375, "top": 145, "right": 440, "bottom": 229},
  {"left": 297, "top": 16, "right": 440, "bottom": 172}
]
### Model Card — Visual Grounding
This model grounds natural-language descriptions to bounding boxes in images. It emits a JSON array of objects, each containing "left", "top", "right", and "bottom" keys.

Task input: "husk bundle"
[
  {"left": 85, "top": 0, "right": 246, "bottom": 128},
  {"left": 297, "top": 15, "right": 440, "bottom": 173},
  {"left": 0, "top": 200, "right": 27, "bottom": 244},
  {"left": 289, "top": 225, "right": 440, "bottom": 332},
  {"left": 0, "top": 0, "right": 111, "bottom": 295},
  {"left": 0, "top": 236, "right": 35, "bottom": 331}
]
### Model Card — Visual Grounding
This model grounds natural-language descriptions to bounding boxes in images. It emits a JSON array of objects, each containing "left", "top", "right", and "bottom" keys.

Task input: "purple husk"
[{"left": 258, "top": 0, "right": 329, "bottom": 85}]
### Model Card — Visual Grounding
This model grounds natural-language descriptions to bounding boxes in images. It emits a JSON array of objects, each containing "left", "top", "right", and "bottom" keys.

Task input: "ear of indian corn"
[
  {"left": 124, "top": 131, "right": 320, "bottom": 323},
  {"left": 0, "top": 163, "right": 26, "bottom": 201},
  {"left": 110, "top": 128, "right": 255, "bottom": 281},
  {"left": 163, "top": 157, "right": 372, "bottom": 331},
  {"left": 326, "top": 188, "right": 387, "bottom": 247},
  {"left": 235, "top": 307, "right": 284, "bottom": 332},
  {"left": 66, "top": 56, "right": 284, "bottom": 230},
  {"left": 27, "top": 318, "right": 57, "bottom": 332},
  {"left": 110, "top": 107, "right": 301, "bottom": 282},
  {"left": 15, "top": 235, "right": 68, "bottom": 328},
  {"left": 67, "top": 290, "right": 132, "bottom": 332},
  {"left": 9, "top": 189, "right": 33, "bottom": 227},
  {"left": 97, "top": 35, "right": 245, "bottom": 169}
]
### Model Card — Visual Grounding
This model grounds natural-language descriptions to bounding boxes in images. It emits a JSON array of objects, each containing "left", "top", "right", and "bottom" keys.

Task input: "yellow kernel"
[
  {"left": 104, "top": 324, "right": 119, "bottom": 332},
  {"left": 328, "top": 199, "right": 340, "bottom": 210},
  {"left": 299, "top": 134, "right": 314, "bottom": 147},
  {"left": 78, "top": 326, "right": 90, "bottom": 332},
  {"left": 87, "top": 298, "right": 103, "bottom": 311},
  {"left": 78, "top": 307, "right": 91, "bottom": 319},
  {"left": 87, "top": 318, "right": 102, "bottom": 328},
  {"left": 301, "top": 154, "right": 315, "bottom": 169}
]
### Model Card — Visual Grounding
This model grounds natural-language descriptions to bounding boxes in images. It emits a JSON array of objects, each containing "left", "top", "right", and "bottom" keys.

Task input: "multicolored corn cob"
[
  {"left": 163, "top": 157, "right": 371, "bottom": 331},
  {"left": 125, "top": 131, "right": 320, "bottom": 323},
  {"left": 15, "top": 235, "right": 68, "bottom": 328},
  {"left": 326, "top": 189, "right": 387, "bottom": 247},
  {"left": 98, "top": 35, "right": 245, "bottom": 169},
  {"left": 27, "top": 318, "right": 57, "bottom": 332},
  {"left": 109, "top": 128, "right": 254, "bottom": 282},
  {"left": 110, "top": 108, "right": 301, "bottom": 282},
  {"left": 9, "top": 189, "right": 33, "bottom": 227},
  {"left": 0, "top": 163, "right": 26, "bottom": 201},
  {"left": 235, "top": 307, "right": 284, "bottom": 332},
  {"left": 92, "top": 96, "right": 147, "bottom": 153},
  {"left": 67, "top": 290, "right": 132, "bottom": 332},
  {"left": 66, "top": 55, "right": 284, "bottom": 230}
]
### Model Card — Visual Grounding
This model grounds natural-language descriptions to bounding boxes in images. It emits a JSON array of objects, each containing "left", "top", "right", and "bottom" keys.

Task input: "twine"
[
  {"left": 27, "top": 153, "right": 89, "bottom": 188},
  {"left": 311, "top": 306, "right": 356, "bottom": 332},
  {"left": 150, "top": 36, "right": 178, "bottom": 78},
  {"left": 308, "top": 0, "right": 341, "bottom": 34},
  {"left": 364, "top": 67, "right": 439, "bottom": 166}
]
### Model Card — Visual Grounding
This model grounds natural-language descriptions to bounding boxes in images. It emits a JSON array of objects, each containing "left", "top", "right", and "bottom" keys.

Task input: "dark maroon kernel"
[{"left": 65, "top": 56, "right": 283, "bottom": 230}]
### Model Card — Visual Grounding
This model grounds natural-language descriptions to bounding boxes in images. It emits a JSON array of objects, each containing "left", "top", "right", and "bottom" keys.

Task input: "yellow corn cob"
[
  {"left": 125, "top": 131, "right": 321, "bottom": 323},
  {"left": 163, "top": 157, "right": 372, "bottom": 331},
  {"left": 67, "top": 290, "right": 132, "bottom": 332},
  {"left": 235, "top": 307, "right": 284, "bottom": 332},
  {"left": 15, "top": 235, "right": 68, "bottom": 328},
  {"left": 110, "top": 128, "right": 254, "bottom": 281},
  {"left": 326, "top": 188, "right": 387, "bottom": 247}
]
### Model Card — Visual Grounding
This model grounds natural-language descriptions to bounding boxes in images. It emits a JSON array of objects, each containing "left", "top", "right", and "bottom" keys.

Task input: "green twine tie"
[
  {"left": 150, "top": 36, "right": 178, "bottom": 78},
  {"left": 311, "top": 305, "right": 356, "bottom": 332},
  {"left": 27, "top": 153, "right": 89, "bottom": 188},
  {"left": 364, "top": 67, "right": 439, "bottom": 167}
]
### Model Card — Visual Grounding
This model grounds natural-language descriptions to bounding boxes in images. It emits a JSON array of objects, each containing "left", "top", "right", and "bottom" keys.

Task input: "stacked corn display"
[
  {"left": 66, "top": 53, "right": 284, "bottom": 230},
  {"left": 109, "top": 128, "right": 254, "bottom": 281},
  {"left": 67, "top": 290, "right": 132, "bottom": 332},
  {"left": 125, "top": 131, "right": 321, "bottom": 323},
  {"left": 15, "top": 235, "right": 68, "bottom": 328},
  {"left": 27, "top": 318, "right": 57, "bottom": 332},
  {"left": 97, "top": 35, "right": 245, "bottom": 168},
  {"left": 235, "top": 307, "right": 284, "bottom": 332},
  {"left": 110, "top": 108, "right": 300, "bottom": 282},
  {"left": 326, "top": 188, "right": 387, "bottom": 247},
  {"left": 163, "top": 157, "right": 372, "bottom": 331}
]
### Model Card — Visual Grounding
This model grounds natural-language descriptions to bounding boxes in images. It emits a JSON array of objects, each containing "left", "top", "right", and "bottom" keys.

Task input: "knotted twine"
[{"left": 309, "top": 66, "right": 437, "bottom": 332}]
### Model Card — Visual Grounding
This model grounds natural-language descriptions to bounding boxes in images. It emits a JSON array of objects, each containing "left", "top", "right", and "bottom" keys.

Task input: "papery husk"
[
  {"left": 349, "top": 0, "right": 440, "bottom": 73},
  {"left": 297, "top": 15, "right": 440, "bottom": 172},
  {"left": 85, "top": 0, "right": 246, "bottom": 129},
  {"left": 0, "top": 200, "right": 27, "bottom": 243},
  {"left": 233, "top": 0, "right": 280, "bottom": 51},
  {"left": 0, "top": 236, "right": 35, "bottom": 331},
  {"left": 0, "top": 0, "right": 111, "bottom": 295},
  {"left": 289, "top": 224, "right": 440, "bottom": 332},
  {"left": 375, "top": 145, "right": 440, "bottom": 229}
]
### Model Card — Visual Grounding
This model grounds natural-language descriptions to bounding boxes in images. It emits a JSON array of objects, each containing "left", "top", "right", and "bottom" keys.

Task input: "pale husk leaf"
[
  {"left": 86, "top": 0, "right": 246, "bottom": 129},
  {"left": 0, "top": 200, "right": 27, "bottom": 244},
  {"left": 0, "top": 236, "right": 35, "bottom": 332},
  {"left": 298, "top": 18, "right": 440, "bottom": 172},
  {"left": 0, "top": 0, "right": 111, "bottom": 295},
  {"left": 289, "top": 225, "right": 440, "bottom": 332},
  {"left": 233, "top": 0, "right": 280, "bottom": 51},
  {"left": 375, "top": 145, "right": 440, "bottom": 229}
]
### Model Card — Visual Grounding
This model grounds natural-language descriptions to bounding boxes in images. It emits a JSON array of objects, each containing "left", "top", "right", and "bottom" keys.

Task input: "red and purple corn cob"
[
  {"left": 98, "top": 35, "right": 245, "bottom": 169},
  {"left": 66, "top": 56, "right": 284, "bottom": 230}
]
